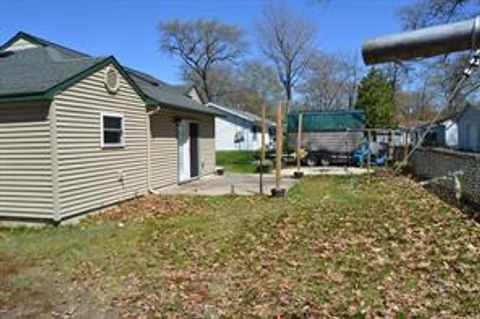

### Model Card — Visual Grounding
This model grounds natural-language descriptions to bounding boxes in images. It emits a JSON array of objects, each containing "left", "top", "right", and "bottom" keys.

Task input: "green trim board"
[{"left": 0, "top": 92, "right": 50, "bottom": 104}]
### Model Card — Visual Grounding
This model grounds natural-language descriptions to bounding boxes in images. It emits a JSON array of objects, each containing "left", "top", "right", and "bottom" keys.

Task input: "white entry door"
[{"left": 178, "top": 121, "right": 191, "bottom": 182}]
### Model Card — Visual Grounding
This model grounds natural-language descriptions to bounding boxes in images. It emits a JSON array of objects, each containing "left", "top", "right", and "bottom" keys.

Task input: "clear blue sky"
[{"left": 1, "top": 0, "right": 413, "bottom": 84}]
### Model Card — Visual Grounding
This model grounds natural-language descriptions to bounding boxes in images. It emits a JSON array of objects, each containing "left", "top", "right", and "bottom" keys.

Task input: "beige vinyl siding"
[
  {"left": 149, "top": 109, "right": 216, "bottom": 189},
  {"left": 198, "top": 115, "right": 216, "bottom": 176},
  {"left": 55, "top": 64, "right": 148, "bottom": 219},
  {"left": 0, "top": 103, "right": 53, "bottom": 219},
  {"left": 150, "top": 111, "right": 178, "bottom": 189}
]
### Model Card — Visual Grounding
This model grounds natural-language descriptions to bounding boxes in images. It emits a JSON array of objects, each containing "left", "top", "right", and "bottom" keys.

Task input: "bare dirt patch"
[{"left": 0, "top": 254, "right": 54, "bottom": 319}]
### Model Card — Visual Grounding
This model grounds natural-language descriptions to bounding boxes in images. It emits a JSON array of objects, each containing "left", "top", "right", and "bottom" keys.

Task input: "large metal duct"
[{"left": 362, "top": 17, "right": 480, "bottom": 65}]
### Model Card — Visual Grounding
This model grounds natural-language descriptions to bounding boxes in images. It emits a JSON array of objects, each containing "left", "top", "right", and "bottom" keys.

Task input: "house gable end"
[
  {"left": 0, "top": 32, "right": 89, "bottom": 58},
  {"left": 1, "top": 37, "right": 39, "bottom": 51},
  {"left": 187, "top": 86, "right": 206, "bottom": 104},
  {"left": 53, "top": 62, "right": 149, "bottom": 220},
  {"left": 46, "top": 57, "right": 153, "bottom": 106}
]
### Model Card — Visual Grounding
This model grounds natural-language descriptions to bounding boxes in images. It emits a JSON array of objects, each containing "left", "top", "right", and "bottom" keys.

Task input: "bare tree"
[
  {"left": 183, "top": 60, "right": 283, "bottom": 117},
  {"left": 299, "top": 51, "right": 361, "bottom": 110},
  {"left": 396, "top": 0, "right": 480, "bottom": 109},
  {"left": 181, "top": 64, "right": 235, "bottom": 102},
  {"left": 347, "top": 52, "right": 361, "bottom": 108},
  {"left": 396, "top": 76, "right": 437, "bottom": 126},
  {"left": 398, "top": 0, "right": 477, "bottom": 30},
  {"left": 158, "top": 19, "right": 246, "bottom": 102},
  {"left": 209, "top": 61, "right": 283, "bottom": 117},
  {"left": 256, "top": 4, "right": 317, "bottom": 109},
  {"left": 236, "top": 60, "right": 284, "bottom": 107}
]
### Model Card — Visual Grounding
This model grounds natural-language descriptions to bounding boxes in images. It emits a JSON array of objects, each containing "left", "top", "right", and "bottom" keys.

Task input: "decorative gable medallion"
[{"left": 104, "top": 66, "right": 120, "bottom": 94}]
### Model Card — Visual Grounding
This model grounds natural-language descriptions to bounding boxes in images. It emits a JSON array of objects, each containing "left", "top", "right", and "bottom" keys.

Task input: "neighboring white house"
[
  {"left": 457, "top": 103, "right": 480, "bottom": 152},
  {"left": 206, "top": 103, "right": 275, "bottom": 151}
]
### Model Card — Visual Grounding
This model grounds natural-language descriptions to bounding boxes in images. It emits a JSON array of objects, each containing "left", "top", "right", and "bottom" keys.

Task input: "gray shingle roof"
[
  {"left": 169, "top": 83, "right": 195, "bottom": 96},
  {"left": 0, "top": 47, "right": 104, "bottom": 96},
  {"left": 0, "top": 31, "right": 217, "bottom": 115},
  {"left": 126, "top": 68, "right": 194, "bottom": 99},
  {"left": 206, "top": 102, "right": 275, "bottom": 126},
  {"left": 0, "top": 31, "right": 90, "bottom": 59},
  {"left": 128, "top": 70, "right": 217, "bottom": 115}
]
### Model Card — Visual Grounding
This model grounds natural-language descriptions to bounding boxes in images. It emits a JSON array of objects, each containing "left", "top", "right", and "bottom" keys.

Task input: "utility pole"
[{"left": 272, "top": 101, "right": 285, "bottom": 197}]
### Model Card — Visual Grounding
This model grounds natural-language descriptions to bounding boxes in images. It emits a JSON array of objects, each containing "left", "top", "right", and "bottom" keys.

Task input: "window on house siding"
[
  {"left": 252, "top": 126, "right": 259, "bottom": 141},
  {"left": 101, "top": 113, "right": 124, "bottom": 148}
]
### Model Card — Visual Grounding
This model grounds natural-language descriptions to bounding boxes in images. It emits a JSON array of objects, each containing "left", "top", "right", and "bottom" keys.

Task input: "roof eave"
[
  {"left": 0, "top": 92, "right": 51, "bottom": 104},
  {"left": 163, "top": 104, "right": 220, "bottom": 116},
  {"left": 206, "top": 103, "right": 254, "bottom": 121}
]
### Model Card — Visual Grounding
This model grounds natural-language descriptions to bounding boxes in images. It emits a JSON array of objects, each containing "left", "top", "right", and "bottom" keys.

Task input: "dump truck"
[{"left": 287, "top": 110, "right": 366, "bottom": 166}]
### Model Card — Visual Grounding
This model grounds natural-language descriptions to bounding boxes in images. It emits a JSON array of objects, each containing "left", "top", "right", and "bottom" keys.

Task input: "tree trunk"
[
  {"left": 285, "top": 84, "right": 292, "bottom": 113},
  {"left": 201, "top": 71, "right": 212, "bottom": 102}
]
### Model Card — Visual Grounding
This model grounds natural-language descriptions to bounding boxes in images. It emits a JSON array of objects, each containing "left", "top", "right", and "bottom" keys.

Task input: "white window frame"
[{"left": 100, "top": 111, "right": 125, "bottom": 148}]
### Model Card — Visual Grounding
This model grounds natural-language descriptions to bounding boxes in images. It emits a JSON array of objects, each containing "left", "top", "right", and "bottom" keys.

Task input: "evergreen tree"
[{"left": 355, "top": 68, "right": 396, "bottom": 129}]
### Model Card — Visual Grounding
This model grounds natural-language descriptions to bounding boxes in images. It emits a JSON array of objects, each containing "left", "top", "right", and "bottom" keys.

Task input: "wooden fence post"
[
  {"left": 260, "top": 104, "right": 266, "bottom": 195},
  {"left": 389, "top": 129, "right": 395, "bottom": 163},
  {"left": 296, "top": 112, "right": 303, "bottom": 173},
  {"left": 275, "top": 102, "right": 283, "bottom": 191},
  {"left": 404, "top": 129, "right": 410, "bottom": 162}
]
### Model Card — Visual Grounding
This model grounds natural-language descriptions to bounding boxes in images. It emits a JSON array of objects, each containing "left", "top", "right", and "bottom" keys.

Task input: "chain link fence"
[{"left": 409, "top": 147, "right": 480, "bottom": 219}]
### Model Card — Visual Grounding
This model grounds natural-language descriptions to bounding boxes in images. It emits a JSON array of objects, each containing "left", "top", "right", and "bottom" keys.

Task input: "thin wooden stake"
[
  {"left": 260, "top": 104, "right": 266, "bottom": 195},
  {"left": 404, "top": 129, "right": 410, "bottom": 162},
  {"left": 296, "top": 112, "right": 303, "bottom": 172},
  {"left": 389, "top": 129, "right": 394, "bottom": 164},
  {"left": 275, "top": 102, "right": 283, "bottom": 191},
  {"left": 367, "top": 129, "right": 372, "bottom": 182}
]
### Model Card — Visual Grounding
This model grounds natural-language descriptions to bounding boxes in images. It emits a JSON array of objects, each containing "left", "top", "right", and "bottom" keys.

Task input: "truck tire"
[
  {"left": 305, "top": 154, "right": 318, "bottom": 167},
  {"left": 320, "top": 155, "right": 331, "bottom": 167}
]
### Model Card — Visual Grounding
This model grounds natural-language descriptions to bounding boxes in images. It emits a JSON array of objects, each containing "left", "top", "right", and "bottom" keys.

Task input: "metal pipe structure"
[{"left": 363, "top": 17, "right": 480, "bottom": 65}]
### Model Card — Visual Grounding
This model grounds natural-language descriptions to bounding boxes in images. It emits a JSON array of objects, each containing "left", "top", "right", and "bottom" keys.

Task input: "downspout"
[{"left": 146, "top": 106, "right": 161, "bottom": 195}]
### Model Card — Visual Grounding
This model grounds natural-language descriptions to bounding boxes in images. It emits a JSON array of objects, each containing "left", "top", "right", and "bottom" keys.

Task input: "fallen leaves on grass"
[
  {"left": 87, "top": 195, "right": 194, "bottom": 223},
  {"left": 2, "top": 176, "right": 480, "bottom": 318}
]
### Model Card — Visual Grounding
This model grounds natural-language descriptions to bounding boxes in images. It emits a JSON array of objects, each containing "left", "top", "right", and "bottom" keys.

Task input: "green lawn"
[
  {"left": 1, "top": 176, "right": 479, "bottom": 318},
  {"left": 216, "top": 150, "right": 258, "bottom": 173}
]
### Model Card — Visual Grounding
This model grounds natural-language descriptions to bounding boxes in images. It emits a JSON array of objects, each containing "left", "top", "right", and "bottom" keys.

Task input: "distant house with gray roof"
[
  {"left": 413, "top": 119, "right": 458, "bottom": 148},
  {"left": 206, "top": 102, "right": 275, "bottom": 151},
  {"left": 457, "top": 103, "right": 480, "bottom": 152},
  {"left": 411, "top": 103, "right": 480, "bottom": 152},
  {"left": 0, "top": 31, "right": 219, "bottom": 223}
]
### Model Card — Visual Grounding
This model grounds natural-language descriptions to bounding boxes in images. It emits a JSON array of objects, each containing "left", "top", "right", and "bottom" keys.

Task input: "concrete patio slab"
[
  {"left": 157, "top": 173, "right": 299, "bottom": 196},
  {"left": 157, "top": 166, "right": 367, "bottom": 196}
]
